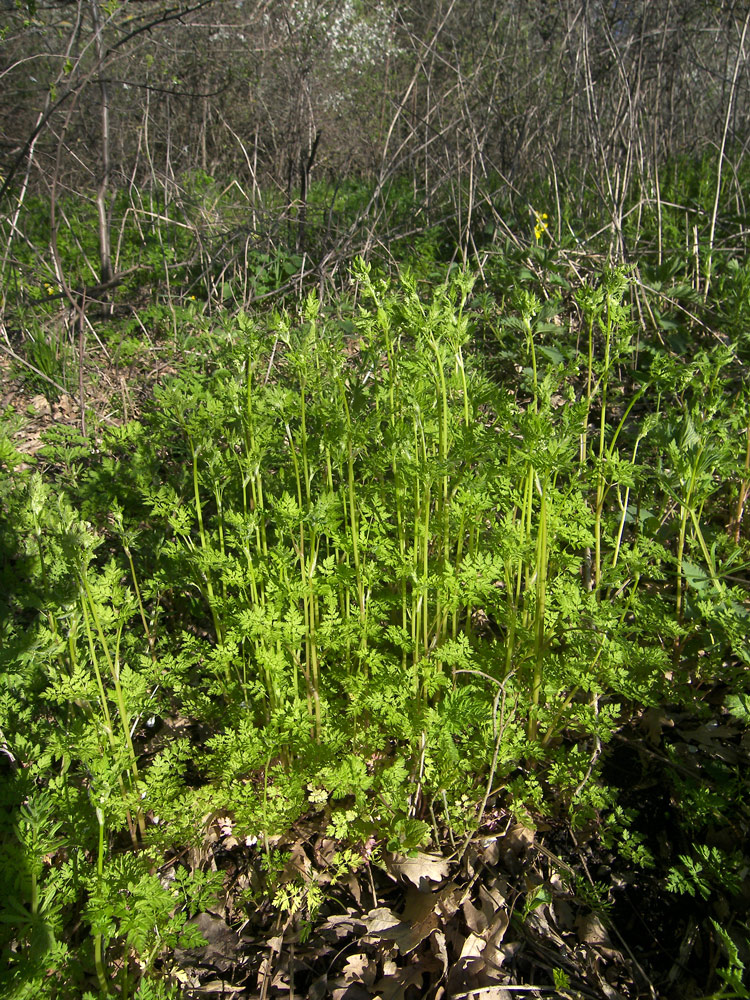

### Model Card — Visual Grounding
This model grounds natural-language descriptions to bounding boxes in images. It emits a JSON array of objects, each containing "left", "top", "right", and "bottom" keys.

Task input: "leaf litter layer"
[{"left": 1, "top": 252, "right": 749, "bottom": 999}]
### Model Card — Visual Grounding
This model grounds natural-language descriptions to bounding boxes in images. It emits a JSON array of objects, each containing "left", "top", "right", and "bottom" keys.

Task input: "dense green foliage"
[{"left": 1, "top": 153, "right": 750, "bottom": 998}]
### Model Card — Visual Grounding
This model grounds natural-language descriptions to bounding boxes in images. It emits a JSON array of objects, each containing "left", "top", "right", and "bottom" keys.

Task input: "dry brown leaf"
[
  {"left": 456, "top": 900, "right": 510, "bottom": 984},
  {"left": 526, "top": 906, "right": 567, "bottom": 951},
  {"left": 430, "top": 928, "right": 449, "bottom": 979},
  {"left": 385, "top": 851, "right": 450, "bottom": 889},
  {"left": 363, "top": 897, "right": 438, "bottom": 955},
  {"left": 640, "top": 705, "right": 672, "bottom": 743},
  {"left": 478, "top": 880, "right": 506, "bottom": 918},
  {"left": 435, "top": 882, "right": 462, "bottom": 920},
  {"left": 675, "top": 724, "right": 738, "bottom": 764},
  {"left": 30, "top": 394, "right": 51, "bottom": 416},
  {"left": 174, "top": 912, "right": 241, "bottom": 973},
  {"left": 448, "top": 931, "right": 510, "bottom": 997},
  {"left": 502, "top": 822, "right": 535, "bottom": 857},
  {"left": 346, "top": 871, "right": 363, "bottom": 907},
  {"left": 588, "top": 964, "right": 628, "bottom": 1000},
  {"left": 313, "top": 836, "right": 338, "bottom": 867},
  {"left": 270, "top": 965, "right": 291, "bottom": 990},
  {"left": 678, "top": 722, "right": 739, "bottom": 744},
  {"left": 194, "top": 979, "right": 245, "bottom": 993},
  {"left": 553, "top": 895, "right": 576, "bottom": 930},
  {"left": 450, "top": 988, "right": 512, "bottom": 1000},
  {"left": 462, "top": 843, "right": 482, "bottom": 879},
  {"left": 480, "top": 837, "right": 501, "bottom": 866},
  {"left": 398, "top": 886, "right": 441, "bottom": 952},
  {"left": 487, "top": 910, "right": 509, "bottom": 945},
  {"left": 342, "top": 951, "right": 378, "bottom": 988},
  {"left": 318, "top": 912, "right": 367, "bottom": 941},
  {"left": 53, "top": 393, "right": 77, "bottom": 419},
  {"left": 481, "top": 911, "right": 510, "bottom": 979},
  {"left": 576, "top": 911, "right": 613, "bottom": 947},
  {"left": 332, "top": 985, "right": 374, "bottom": 1000},
  {"left": 372, "top": 959, "right": 424, "bottom": 1000},
  {"left": 463, "top": 897, "right": 487, "bottom": 934},
  {"left": 307, "top": 974, "right": 329, "bottom": 1000},
  {"left": 576, "top": 912, "right": 624, "bottom": 962},
  {"left": 363, "top": 906, "right": 403, "bottom": 937},
  {"left": 458, "top": 929, "right": 486, "bottom": 962},
  {"left": 281, "top": 841, "right": 311, "bottom": 882}
]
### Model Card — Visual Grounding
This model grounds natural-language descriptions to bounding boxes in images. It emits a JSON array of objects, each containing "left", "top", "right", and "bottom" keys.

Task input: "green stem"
[
  {"left": 674, "top": 446, "right": 703, "bottom": 669},
  {"left": 341, "top": 395, "right": 366, "bottom": 636},
  {"left": 94, "top": 806, "right": 110, "bottom": 996},
  {"left": 80, "top": 573, "right": 147, "bottom": 840},
  {"left": 123, "top": 543, "right": 155, "bottom": 659},
  {"left": 189, "top": 439, "right": 224, "bottom": 645},
  {"left": 593, "top": 296, "right": 614, "bottom": 593},
  {"left": 528, "top": 475, "right": 549, "bottom": 742}
]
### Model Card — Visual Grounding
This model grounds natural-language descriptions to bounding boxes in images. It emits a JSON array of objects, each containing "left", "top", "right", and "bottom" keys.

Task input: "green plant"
[
  {"left": 705, "top": 920, "right": 750, "bottom": 1000},
  {"left": 84, "top": 854, "right": 219, "bottom": 997},
  {"left": 2, "top": 203, "right": 749, "bottom": 997},
  {"left": 666, "top": 845, "right": 742, "bottom": 901},
  {"left": 16, "top": 326, "right": 71, "bottom": 400}
]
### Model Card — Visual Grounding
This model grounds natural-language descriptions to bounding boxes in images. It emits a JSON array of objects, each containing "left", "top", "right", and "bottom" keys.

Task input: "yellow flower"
[{"left": 533, "top": 211, "right": 549, "bottom": 241}]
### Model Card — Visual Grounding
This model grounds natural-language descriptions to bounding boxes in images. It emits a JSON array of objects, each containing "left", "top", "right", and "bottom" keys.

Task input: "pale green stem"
[
  {"left": 79, "top": 572, "right": 146, "bottom": 839},
  {"left": 528, "top": 476, "right": 549, "bottom": 742},
  {"left": 94, "top": 806, "right": 110, "bottom": 997},
  {"left": 189, "top": 440, "right": 223, "bottom": 645},
  {"left": 122, "top": 542, "right": 155, "bottom": 658}
]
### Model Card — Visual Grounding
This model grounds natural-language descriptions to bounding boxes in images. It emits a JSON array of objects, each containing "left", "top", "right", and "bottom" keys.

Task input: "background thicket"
[{"left": 2, "top": 0, "right": 750, "bottom": 291}]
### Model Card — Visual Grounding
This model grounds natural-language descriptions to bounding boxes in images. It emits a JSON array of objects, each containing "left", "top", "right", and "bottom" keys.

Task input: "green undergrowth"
[
  {"left": 1, "top": 255, "right": 749, "bottom": 997},
  {"left": 6, "top": 150, "right": 750, "bottom": 409}
]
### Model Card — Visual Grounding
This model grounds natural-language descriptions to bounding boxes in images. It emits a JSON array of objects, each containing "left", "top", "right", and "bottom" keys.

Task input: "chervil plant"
[{"left": 2, "top": 241, "right": 748, "bottom": 997}]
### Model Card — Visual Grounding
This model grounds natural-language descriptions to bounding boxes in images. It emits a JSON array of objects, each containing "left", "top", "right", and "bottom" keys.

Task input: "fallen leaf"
[
  {"left": 281, "top": 840, "right": 312, "bottom": 882},
  {"left": 431, "top": 928, "right": 449, "bottom": 978},
  {"left": 373, "top": 959, "right": 424, "bottom": 1000},
  {"left": 553, "top": 896, "right": 576, "bottom": 930},
  {"left": 478, "top": 880, "right": 506, "bottom": 918},
  {"left": 307, "top": 973, "right": 329, "bottom": 1000},
  {"left": 30, "top": 394, "right": 51, "bottom": 416},
  {"left": 435, "top": 882, "right": 462, "bottom": 920},
  {"left": 463, "top": 897, "right": 487, "bottom": 934},
  {"left": 346, "top": 871, "right": 363, "bottom": 907},
  {"left": 386, "top": 851, "right": 450, "bottom": 890},
  {"left": 502, "top": 822, "right": 535, "bottom": 857},
  {"left": 361, "top": 888, "right": 444, "bottom": 956},
  {"left": 174, "top": 912, "right": 242, "bottom": 973},
  {"left": 341, "top": 951, "right": 377, "bottom": 987},
  {"left": 576, "top": 911, "right": 613, "bottom": 947},
  {"left": 576, "top": 911, "right": 623, "bottom": 961},
  {"left": 526, "top": 906, "right": 567, "bottom": 951},
  {"left": 331, "top": 985, "right": 372, "bottom": 1000},
  {"left": 480, "top": 837, "right": 501, "bottom": 866},
  {"left": 458, "top": 930, "right": 486, "bottom": 962},
  {"left": 195, "top": 979, "right": 245, "bottom": 993},
  {"left": 450, "top": 988, "right": 512, "bottom": 1000},
  {"left": 481, "top": 911, "right": 510, "bottom": 978},
  {"left": 313, "top": 836, "right": 339, "bottom": 868},
  {"left": 398, "top": 887, "right": 441, "bottom": 952},
  {"left": 318, "top": 912, "right": 367, "bottom": 942},
  {"left": 363, "top": 906, "right": 403, "bottom": 937}
]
